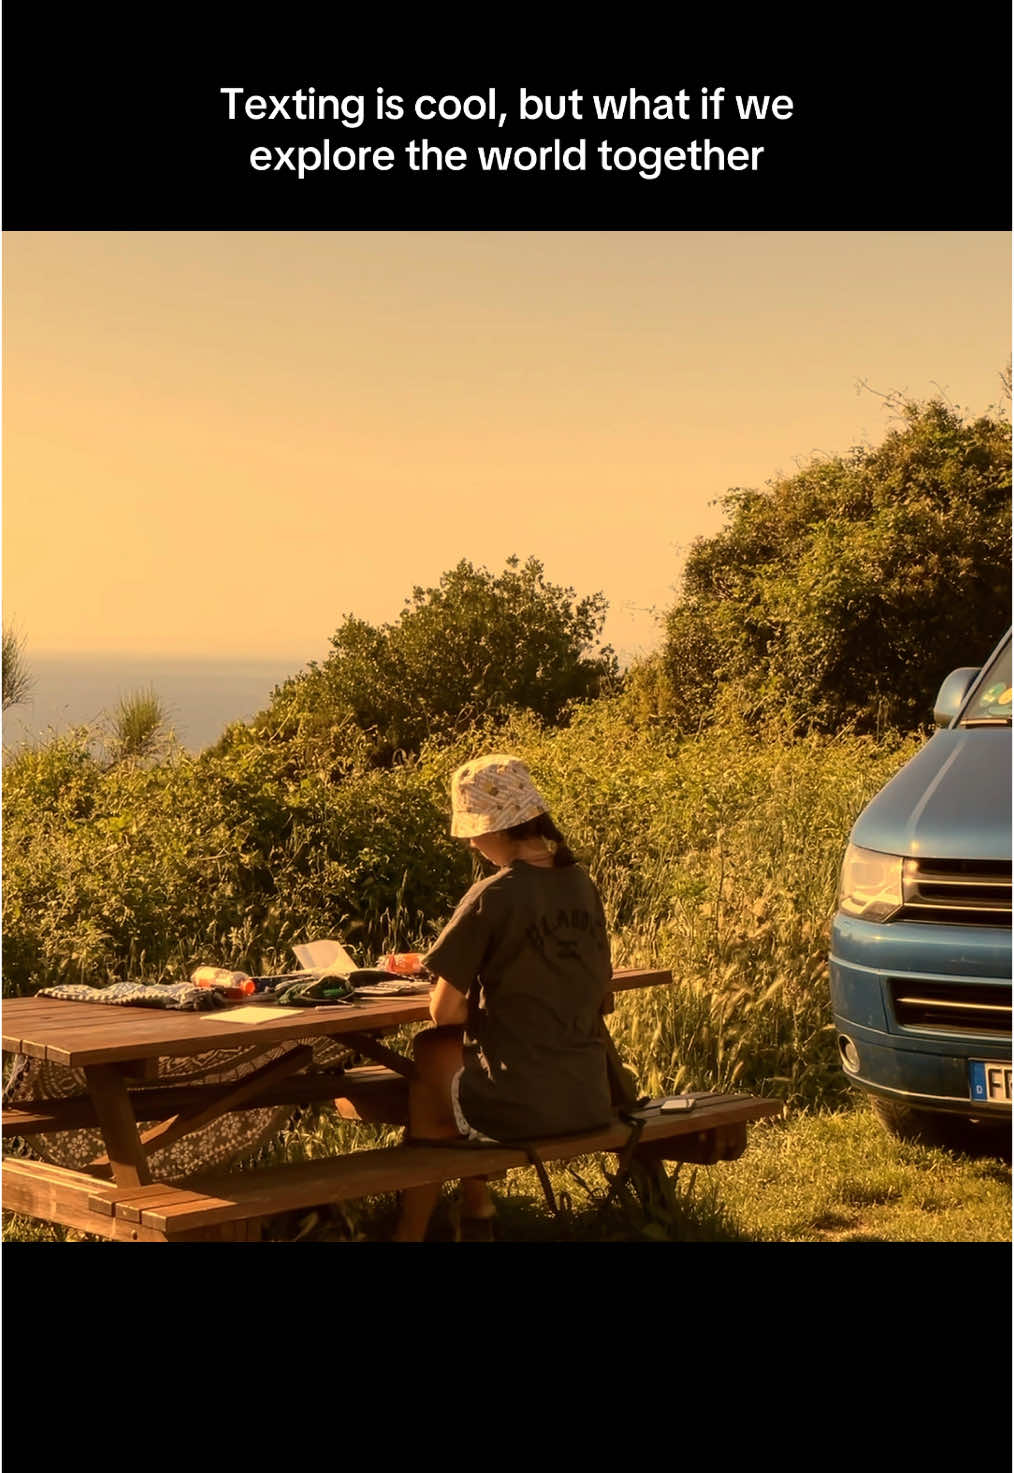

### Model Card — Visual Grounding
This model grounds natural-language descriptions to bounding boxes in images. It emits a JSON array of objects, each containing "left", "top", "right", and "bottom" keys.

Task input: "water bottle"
[{"left": 190, "top": 966, "right": 256, "bottom": 995}]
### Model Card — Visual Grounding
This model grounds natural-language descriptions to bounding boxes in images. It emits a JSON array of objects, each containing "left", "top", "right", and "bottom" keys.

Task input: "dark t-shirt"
[{"left": 423, "top": 860, "right": 614, "bottom": 1141}]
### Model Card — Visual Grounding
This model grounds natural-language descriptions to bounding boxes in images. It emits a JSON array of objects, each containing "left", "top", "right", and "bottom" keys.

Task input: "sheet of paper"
[
  {"left": 201, "top": 1005, "right": 291, "bottom": 1024},
  {"left": 291, "top": 938, "right": 360, "bottom": 975}
]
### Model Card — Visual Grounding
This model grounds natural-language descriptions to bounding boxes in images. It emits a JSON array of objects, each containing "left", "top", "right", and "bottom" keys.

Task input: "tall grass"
[
  {"left": 106, "top": 687, "right": 170, "bottom": 763},
  {"left": 3, "top": 694, "right": 921, "bottom": 1109}
]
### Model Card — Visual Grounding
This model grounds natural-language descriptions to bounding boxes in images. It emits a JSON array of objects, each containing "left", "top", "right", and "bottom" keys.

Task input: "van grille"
[
  {"left": 889, "top": 979, "right": 1012, "bottom": 1037},
  {"left": 898, "top": 858, "right": 1012, "bottom": 926}
]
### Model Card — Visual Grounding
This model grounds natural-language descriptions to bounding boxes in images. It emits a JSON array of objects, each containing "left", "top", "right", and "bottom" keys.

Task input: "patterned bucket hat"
[{"left": 450, "top": 754, "right": 547, "bottom": 837}]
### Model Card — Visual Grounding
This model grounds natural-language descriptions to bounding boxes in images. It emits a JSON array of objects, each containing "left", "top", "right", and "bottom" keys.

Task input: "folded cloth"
[
  {"left": 273, "top": 975, "right": 357, "bottom": 1007},
  {"left": 36, "top": 981, "right": 230, "bottom": 1011}
]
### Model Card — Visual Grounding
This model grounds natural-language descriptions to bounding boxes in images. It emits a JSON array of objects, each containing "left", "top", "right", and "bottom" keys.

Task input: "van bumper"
[{"left": 830, "top": 914, "right": 1011, "bottom": 1118}]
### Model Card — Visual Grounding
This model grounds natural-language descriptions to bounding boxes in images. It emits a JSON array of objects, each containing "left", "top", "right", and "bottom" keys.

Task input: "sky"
[{"left": 2, "top": 230, "right": 1010, "bottom": 670}]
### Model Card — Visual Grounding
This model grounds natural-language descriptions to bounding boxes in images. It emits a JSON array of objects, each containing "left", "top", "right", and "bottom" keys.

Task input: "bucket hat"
[{"left": 450, "top": 754, "right": 547, "bottom": 838}]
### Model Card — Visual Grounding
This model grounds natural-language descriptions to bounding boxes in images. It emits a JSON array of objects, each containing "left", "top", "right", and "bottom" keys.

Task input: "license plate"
[{"left": 969, "top": 1060, "right": 1012, "bottom": 1103}]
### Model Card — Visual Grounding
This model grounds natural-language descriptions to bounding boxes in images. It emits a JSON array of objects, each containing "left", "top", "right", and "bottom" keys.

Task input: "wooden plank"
[
  {"left": 6, "top": 1008, "right": 223, "bottom": 1063},
  {"left": 141, "top": 1094, "right": 782, "bottom": 1231},
  {"left": 94, "top": 1184, "right": 218, "bottom": 1222},
  {"left": 3, "top": 998, "right": 265, "bottom": 1059},
  {"left": 3, "top": 999, "right": 141, "bottom": 1055},
  {"left": 7, "top": 1041, "right": 49, "bottom": 1062},
  {"left": 610, "top": 969, "right": 672, "bottom": 992},
  {"left": 3, "top": 1154, "right": 114, "bottom": 1191},
  {"left": 5, "top": 1008, "right": 192, "bottom": 1051},
  {"left": 4, "top": 998, "right": 134, "bottom": 1022},
  {"left": 4, "top": 970, "right": 673, "bottom": 1067},
  {"left": 2, "top": 969, "right": 667, "bottom": 1035},
  {"left": 2, "top": 996, "right": 416, "bottom": 1066},
  {"left": 334, "top": 1066, "right": 410, "bottom": 1125},
  {"left": 40, "top": 1012, "right": 259, "bottom": 1059},
  {"left": 3, "top": 1104, "right": 90, "bottom": 1136},
  {"left": 3, "top": 1003, "right": 119, "bottom": 1038},
  {"left": 639, "top": 1121, "right": 749, "bottom": 1165},
  {"left": 4, "top": 1069, "right": 356, "bottom": 1136},
  {"left": 1, "top": 1159, "right": 168, "bottom": 1241},
  {"left": 34, "top": 1008, "right": 408, "bottom": 1067},
  {"left": 82, "top": 1065, "right": 151, "bottom": 1187}
]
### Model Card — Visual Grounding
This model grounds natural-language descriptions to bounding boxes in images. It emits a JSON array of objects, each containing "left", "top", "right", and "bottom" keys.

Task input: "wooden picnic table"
[{"left": 2, "top": 969, "right": 783, "bottom": 1240}]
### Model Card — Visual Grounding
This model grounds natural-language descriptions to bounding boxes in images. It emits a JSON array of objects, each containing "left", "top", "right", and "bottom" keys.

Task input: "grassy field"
[
  {"left": 4, "top": 1098, "right": 1009, "bottom": 1244},
  {"left": 4, "top": 714, "right": 1008, "bottom": 1246}
]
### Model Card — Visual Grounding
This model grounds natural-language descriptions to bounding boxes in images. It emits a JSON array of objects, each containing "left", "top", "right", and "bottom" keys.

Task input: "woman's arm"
[{"left": 429, "top": 977, "right": 469, "bottom": 1027}]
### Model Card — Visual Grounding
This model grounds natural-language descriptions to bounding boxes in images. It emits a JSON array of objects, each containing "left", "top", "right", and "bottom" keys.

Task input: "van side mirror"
[{"left": 933, "top": 667, "right": 979, "bottom": 727}]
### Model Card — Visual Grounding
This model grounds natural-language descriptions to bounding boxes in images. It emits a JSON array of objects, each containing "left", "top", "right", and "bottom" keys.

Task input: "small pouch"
[{"left": 274, "top": 975, "right": 357, "bottom": 1007}]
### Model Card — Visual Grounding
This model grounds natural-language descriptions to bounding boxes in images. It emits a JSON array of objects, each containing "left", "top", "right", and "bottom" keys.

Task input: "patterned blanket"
[{"left": 37, "top": 981, "right": 230, "bottom": 1011}]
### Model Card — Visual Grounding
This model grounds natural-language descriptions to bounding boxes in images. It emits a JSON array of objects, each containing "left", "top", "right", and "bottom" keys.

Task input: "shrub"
[
  {"left": 260, "top": 555, "right": 618, "bottom": 762},
  {"left": 656, "top": 397, "right": 1012, "bottom": 734}
]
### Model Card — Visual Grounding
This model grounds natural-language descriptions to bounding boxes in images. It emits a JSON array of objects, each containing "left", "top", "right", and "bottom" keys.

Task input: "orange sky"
[{"left": 2, "top": 231, "right": 1010, "bottom": 667}]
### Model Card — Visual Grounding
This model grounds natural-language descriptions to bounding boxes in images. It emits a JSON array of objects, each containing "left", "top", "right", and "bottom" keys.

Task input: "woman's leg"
[{"left": 392, "top": 1027, "right": 494, "bottom": 1241}]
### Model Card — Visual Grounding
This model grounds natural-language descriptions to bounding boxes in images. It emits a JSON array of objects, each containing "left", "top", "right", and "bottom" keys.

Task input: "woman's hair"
[{"left": 504, "top": 811, "right": 577, "bottom": 867}]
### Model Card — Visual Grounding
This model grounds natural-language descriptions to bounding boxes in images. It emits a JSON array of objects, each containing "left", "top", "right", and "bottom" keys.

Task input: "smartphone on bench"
[{"left": 660, "top": 1096, "right": 695, "bottom": 1113}]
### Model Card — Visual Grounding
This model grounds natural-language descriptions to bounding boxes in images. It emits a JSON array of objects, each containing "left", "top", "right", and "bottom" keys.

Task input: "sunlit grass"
[{"left": 709, "top": 1099, "right": 1012, "bottom": 1243}]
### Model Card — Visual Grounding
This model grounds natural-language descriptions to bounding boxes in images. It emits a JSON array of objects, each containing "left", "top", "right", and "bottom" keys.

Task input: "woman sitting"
[{"left": 393, "top": 754, "right": 615, "bottom": 1242}]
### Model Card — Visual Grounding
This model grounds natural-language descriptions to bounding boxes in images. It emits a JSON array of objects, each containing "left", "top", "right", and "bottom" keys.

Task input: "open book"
[
  {"left": 291, "top": 939, "right": 430, "bottom": 996},
  {"left": 291, "top": 939, "right": 360, "bottom": 977}
]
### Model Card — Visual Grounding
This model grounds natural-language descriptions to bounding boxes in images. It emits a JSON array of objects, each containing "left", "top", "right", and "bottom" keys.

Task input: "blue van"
[{"left": 829, "top": 630, "right": 1011, "bottom": 1156}]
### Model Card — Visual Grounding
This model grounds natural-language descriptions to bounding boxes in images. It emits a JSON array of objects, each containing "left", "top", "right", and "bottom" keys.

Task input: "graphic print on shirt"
[{"left": 525, "top": 906, "right": 608, "bottom": 963}]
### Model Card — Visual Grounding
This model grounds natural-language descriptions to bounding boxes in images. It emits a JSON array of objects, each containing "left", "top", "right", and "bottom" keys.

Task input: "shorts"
[{"left": 450, "top": 1067, "right": 498, "bottom": 1144}]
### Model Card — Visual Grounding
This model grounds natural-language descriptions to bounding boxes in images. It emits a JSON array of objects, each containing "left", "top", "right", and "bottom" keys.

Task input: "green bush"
[
  {"left": 2, "top": 722, "right": 468, "bottom": 995},
  {"left": 259, "top": 555, "right": 618, "bottom": 762},
  {"left": 655, "top": 398, "right": 1011, "bottom": 734}
]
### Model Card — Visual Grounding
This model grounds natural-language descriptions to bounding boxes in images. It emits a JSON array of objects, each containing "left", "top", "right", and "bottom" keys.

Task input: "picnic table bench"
[{"left": 2, "top": 969, "right": 783, "bottom": 1241}]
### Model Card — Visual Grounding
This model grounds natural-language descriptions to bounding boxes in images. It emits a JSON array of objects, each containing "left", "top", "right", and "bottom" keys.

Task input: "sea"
[{"left": 2, "top": 653, "right": 311, "bottom": 757}]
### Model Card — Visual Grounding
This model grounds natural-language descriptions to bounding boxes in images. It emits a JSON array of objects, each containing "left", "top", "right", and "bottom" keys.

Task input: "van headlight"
[{"left": 838, "top": 844, "right": 904, "bottom": 922}]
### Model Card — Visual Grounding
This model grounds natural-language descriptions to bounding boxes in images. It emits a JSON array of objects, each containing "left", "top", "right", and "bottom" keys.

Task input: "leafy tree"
[
  {"left": 655, "top": 397, "right": 1012, "bottom": 734},
  {"left": 262, "top": 556, "right": 618, "bottom": 760}
]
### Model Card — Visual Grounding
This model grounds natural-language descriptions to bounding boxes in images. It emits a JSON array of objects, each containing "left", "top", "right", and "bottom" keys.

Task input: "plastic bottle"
[
  {"left": 382, "top": 952, "right": 424, "bottom": 976},
  {"left": 190, "top": 966, "right": 256, "bottom": 995}
]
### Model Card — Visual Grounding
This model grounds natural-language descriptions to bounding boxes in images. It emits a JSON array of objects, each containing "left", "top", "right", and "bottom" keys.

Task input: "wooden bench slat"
[
  {"left": 1, "top": 1158, "right": 169, "bottom": 1241},
  {"left": 90, "top": 1185, "right": 221, "bottom": 1222},
  {"left": 127, "top": 1094, "right": 781, "bottom": 1233}
]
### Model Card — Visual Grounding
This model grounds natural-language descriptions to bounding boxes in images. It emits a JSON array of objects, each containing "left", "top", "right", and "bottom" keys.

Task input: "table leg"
[
  {"left": 348, "top": 1032, "right": 418, "bottom": 1079},
  {"left": 83, "top": 1065, "right": 151, "bottom": 1187}
]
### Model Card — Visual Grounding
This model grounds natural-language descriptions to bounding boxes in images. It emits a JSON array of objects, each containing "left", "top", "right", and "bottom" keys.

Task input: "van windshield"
[{"left": 960, "top": 640, "right": 1012, "bottom": 725}]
